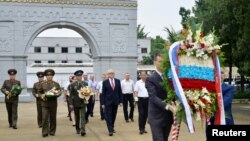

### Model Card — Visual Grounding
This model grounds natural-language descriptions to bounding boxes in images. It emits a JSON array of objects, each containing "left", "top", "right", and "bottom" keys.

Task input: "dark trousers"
[
  {"left": 74, "top": 105, "right": 86, "bottom": 133},
  {"left": 138, "top": 97, "right": 148, "bottom": 131},
  {"left": 99, "top": 94, "right": 104, "bottom": 119},
  {"left": 85, "top": 95, "right": 94, "bottom": 122},
  {"left": 5, "top": 101, "right": 18, "bottom": 127},
  {"left": 122, "top": 94, "right": 134, "bottom": 120},
  {"left": 150, "top": 124, "right": 172, "bottom": 141},
  {"left": 42, "top": 103, "right": 57, "bottom": 135},
  {"left": 104, "top": 104, "right": 118, "bottom": 132},
  {"left": 36, "top": 99, "right": 43, "bottom": 127}
]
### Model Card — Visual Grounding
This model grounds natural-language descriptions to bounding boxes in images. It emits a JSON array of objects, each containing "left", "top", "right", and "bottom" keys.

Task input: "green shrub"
[{"left": 234, "top": 90, "right": 250, "bottom": 99}]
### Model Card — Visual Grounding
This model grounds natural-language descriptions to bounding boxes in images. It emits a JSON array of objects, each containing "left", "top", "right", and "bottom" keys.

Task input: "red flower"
[
  {"left": 200, "top": 43, "right": 205, "bottom": 48},
  {"left": 200, "top": 33, "right": 204, "bottom": 38}
]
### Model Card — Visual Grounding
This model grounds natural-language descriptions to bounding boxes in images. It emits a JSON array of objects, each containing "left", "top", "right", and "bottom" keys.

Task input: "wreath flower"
[{"left": 162, "top": 21, "right": 226, "bottom": 140}]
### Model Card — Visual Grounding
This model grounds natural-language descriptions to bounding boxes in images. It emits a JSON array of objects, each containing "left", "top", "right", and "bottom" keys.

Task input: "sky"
[{"left": 38, "top": 0, "right": 196, "bottom": 39}]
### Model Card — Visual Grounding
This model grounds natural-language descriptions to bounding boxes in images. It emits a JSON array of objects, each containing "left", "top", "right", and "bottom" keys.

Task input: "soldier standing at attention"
[
  {"left": 41, "top": 69, "right": 61, "bottom": 137},
  {"left": 69, "top": 70, "right": 88, "bottom": 136},
  {"left": 32, "top": 71, "right": 45, "bottom": 128},
  {"left": 1, "top": 69, "right": 21, "bottom": 129}
]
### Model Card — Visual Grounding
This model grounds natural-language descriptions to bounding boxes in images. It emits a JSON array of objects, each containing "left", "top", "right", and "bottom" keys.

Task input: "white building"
[
  {"left": 137, "top": 38, "right": 151, "bottom": 62},
  {"left": 27, "top": 37, "right": 92, "bottom": 66}
]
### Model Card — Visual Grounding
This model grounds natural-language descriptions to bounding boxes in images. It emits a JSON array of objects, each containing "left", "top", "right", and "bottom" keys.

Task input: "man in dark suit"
[
  {"left": 101, "top": 69, "right": 123, "bottom": 136},
  {"left": 145, "top": 53, "right": 174, "bottom": 141}
]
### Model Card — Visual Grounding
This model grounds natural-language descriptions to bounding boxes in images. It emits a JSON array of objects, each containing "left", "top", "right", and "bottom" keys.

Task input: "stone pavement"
[{"left": 0, "top": 101, "right": 249, "bottom": 141}]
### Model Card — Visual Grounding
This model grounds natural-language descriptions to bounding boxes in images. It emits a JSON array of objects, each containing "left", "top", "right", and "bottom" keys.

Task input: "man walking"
[
  {"left": 1, "top": 69, "right": 22, "bottom": 129},
  {"left": 121, "top": 73, "right": 135, "bottom": 122},
  {"left": 69, "top": 70, "right": 88, "bottom": 136},
  {"left": 134, "top": 71, "right": 149, "bottom": 134},
  {"left": 101, "top": 69, "right": 123, "bottom": 136},
  {"left": 41, "top": 69, "right": 61, "bottom": 137},
  {"left": 32, "top": 71, "right": 45, "bottom": 128}
]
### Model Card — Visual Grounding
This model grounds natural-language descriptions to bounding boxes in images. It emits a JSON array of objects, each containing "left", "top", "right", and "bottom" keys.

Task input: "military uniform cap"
[
  {"left": 44, "top": 69, "right": 55, "bottom": 76},
  {"left": 36, "top": 71, "right": 45, "bottom": 78},
  {"left": 8, "top": 69, "right": 17, "bottom": 75},
  {"left": 74, "top": 70, "right": 84, "bottom": 76}
]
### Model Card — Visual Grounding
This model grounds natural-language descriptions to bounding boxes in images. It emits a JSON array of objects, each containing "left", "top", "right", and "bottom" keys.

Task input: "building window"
[
  {"left": 34, "top": 47, "right": 41, "bottom": 53},
  {"left": 34, "top": 60, "right": 41, "bottom": 63},
  {"left": 61, "top": 60, "right": 68, "bottom": 63},
  {"left": 76, "top": 60, "right": 82, "bottom": 63},
  {"left": 48, "top": 60, "right": 55, "bottom": 63},
  {"left": 48, "top": 47, "right": 55, "bottom": 53},
  {"left": 141, "top": 48, "right": 147, "bottom": 53},
  {"left": 61, "top": 47, "right": 68, "bottom": 53},
  {"left": 76, "top": 47, "right": 82, "bottom": 53}
]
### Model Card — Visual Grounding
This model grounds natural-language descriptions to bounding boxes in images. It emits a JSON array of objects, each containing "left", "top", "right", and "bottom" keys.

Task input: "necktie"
[{"left": 111, "top": 79, "right": 115, "bottom": 90}]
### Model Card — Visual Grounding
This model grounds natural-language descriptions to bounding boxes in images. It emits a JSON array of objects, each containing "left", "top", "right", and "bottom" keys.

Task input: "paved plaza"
[{"left": 0, "top": 100, "right": 249, "bottom": 141}]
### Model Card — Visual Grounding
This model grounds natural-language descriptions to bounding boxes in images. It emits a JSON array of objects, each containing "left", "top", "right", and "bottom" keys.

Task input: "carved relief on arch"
[
  {"left": 110, "top": 24, "right": 128, "bottom": 53},
  {"left": 86, "top": 22, "right": 102, "bottom": 38},
  {"left": 23, "top": 21, "right": 40, "bottom": 37},
  {"left": 0, "top": 22, "right": 14, "bottom": 52}
]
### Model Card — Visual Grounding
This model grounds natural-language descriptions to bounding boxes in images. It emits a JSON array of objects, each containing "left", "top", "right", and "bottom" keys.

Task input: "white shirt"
[
  {"left": 121, "top": 79, "right": 134, "bottom": 94},
  {"left": 97, "top": 81, "right": 103, "bottom": 94},
  {"left": 134, "top": 79, "right": 148, "bottom": 97}
]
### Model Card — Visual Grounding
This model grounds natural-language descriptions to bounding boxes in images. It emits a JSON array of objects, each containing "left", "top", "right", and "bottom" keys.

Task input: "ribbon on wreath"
[{"left": 169, "top": 42, "right": 195, "bottom": 133}]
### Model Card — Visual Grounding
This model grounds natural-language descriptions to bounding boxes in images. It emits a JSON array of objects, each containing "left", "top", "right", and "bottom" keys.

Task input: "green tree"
[
  {"left": 137, "top": 24, "right": 149, "bottom": 39},
  {"left": 192, "top": 0, "right": 250, "bottom": 92},
  {"left": 179, "top": 7, "right": 191, "bottom": 29}
]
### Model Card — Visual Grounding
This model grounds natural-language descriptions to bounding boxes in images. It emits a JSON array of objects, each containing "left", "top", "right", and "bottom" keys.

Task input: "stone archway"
[{"left": 0, "top": 0, "right": 137, "bottom": 101}]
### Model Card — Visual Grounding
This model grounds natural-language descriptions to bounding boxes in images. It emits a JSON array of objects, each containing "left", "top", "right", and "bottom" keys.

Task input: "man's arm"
[{"left": 145, "top": 77, "right": 166, "bottom": 110}]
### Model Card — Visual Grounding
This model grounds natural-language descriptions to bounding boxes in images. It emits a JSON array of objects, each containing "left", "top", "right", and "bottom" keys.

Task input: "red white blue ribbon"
[
  {"left": 213, "top": 53, "right": 226, "bottom": 125},
  {"left": 169, "top": 42, "right": 195, "bottom": 133}
]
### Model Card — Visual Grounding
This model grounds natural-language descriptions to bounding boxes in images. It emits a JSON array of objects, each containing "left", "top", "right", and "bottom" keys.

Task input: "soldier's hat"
[
  {"left": 74, "top": 70, "right": 84, "bottom": 76},
  {"left": 8, "top": 69, "right": 17, "bottom": 75},
  {"left": 44, "top": 69, "right": 55, "bottom": 76},
  {"left": 36, "top": 71, "right": 45, "bottom": 78}
]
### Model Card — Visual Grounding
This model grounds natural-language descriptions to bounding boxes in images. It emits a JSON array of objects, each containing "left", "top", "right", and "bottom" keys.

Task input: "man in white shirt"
[
  {"left": 134, "top": 71, "right": 149, "bottom": 134},
  {"left": 96, "top": 73, "right": 107, "bottom": 120},
  {"left": 121, "top": 73, "right": 135, "bottom": 122}
]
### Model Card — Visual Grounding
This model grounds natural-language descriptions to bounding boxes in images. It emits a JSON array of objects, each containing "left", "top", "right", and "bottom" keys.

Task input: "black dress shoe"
[
  {"left": 42, "top": 134, "right": 48, "bottom": 137},
  {"left": 109, "top": 132, "right": 113, "bottom": 136},
  {"left": 81, "top": 132, "right": 86, "bottom": 136},
  {"left": 125, "top": 120, "right": 129, "bottom": 123},
  {"left": 143, "top": 130, "right": 148, "bottom": 133},
  {"left": 130, "top": 118, "right": 134, "bottom": 122},
  {"left": 49, "top": 133, "right": 55, "bottom": 136},
  {"left": 13, "top": 126, "right": 17, "bottom": 129},
  {"left": 139, "top": 130, "right": 143, "bottom": 135}
]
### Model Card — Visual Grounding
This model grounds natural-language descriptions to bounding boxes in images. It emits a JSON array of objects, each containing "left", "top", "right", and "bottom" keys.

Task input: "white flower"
[
  {"left": 196, "top": 49, "right": 205, "bottom": 58},
  {"left": 197, "top": 99, "right": 206, "bottom": 108},
  {"left": 202, "top": 54, "right": 209, "bottom": 60}
]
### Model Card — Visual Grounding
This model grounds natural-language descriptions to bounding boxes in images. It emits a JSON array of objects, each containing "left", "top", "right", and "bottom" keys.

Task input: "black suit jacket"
[
  {"left": 101, "top": 78, "right": 122, "bottom": 106},
  {"left": 145, "top": 71, "right": 173, "bottom": 127}
]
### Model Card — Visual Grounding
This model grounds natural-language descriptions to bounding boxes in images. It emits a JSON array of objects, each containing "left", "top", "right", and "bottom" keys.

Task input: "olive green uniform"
[
  {"left": 69, "top": 81, "right": 88, "bottom": 135},
  {"left": 32, "top": 81, "right": 44, "bottom": 127},
  {"left": 1, "top": 80, "right": 21, "bottom": 128},
  {"left": 41, "top": 80, "right": 60, "bottom": 136}
]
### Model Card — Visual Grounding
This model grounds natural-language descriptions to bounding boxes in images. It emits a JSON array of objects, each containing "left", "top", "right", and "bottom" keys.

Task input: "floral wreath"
[{"left": 161, "top": 20, "right": 226, "bottom": 140}]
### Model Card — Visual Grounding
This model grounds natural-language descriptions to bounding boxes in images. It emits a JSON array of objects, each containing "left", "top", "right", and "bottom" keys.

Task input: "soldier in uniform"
[
  {"left": 41, "top": 69, "right": 61, "bottom": 137},
  {"left": 32, "top": 71, "right": 45, "bottom": 128},
  {"left": 69, "top": 70, "right": 88, "bottom": 136},
  {"left": 1, "top": 69, "right": 21, "bottom": 129}
]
